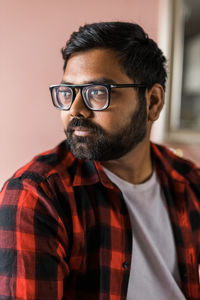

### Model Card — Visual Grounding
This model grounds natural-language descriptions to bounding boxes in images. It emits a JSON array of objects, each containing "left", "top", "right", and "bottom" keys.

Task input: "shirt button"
[{"left": 122, "top": 261, "right": 129, "bottom": 269}]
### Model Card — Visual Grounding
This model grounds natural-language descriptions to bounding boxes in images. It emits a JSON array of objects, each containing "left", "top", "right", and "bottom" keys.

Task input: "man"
[{"left": 0, "top": 21, "right": 199, "bottom": 300}]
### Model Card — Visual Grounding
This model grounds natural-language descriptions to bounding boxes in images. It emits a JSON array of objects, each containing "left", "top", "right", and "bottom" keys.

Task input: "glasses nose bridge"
[
  {"left": 72, "top": 86, "right": 85, "bottom": 101},
  {"left": 71, "top": 85, "right": 89, "bottom": 111}
]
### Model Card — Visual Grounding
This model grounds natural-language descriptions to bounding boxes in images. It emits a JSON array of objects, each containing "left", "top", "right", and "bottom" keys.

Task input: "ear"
[{"left": 146, "top": 84, "right": 165, "bottom": 122}]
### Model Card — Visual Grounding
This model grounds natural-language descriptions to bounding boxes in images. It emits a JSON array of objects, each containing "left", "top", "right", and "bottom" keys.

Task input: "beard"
[{"left": 64, "top": 96, "right": 147, "bottom": 161}]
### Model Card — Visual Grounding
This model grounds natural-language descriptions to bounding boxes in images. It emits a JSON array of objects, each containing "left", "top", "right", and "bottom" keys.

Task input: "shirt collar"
[
  {"left": 71, "top": 158, "right": 115, "bottom": 189},
  {"left": 68, "top": 142, "right": 196, "bottom": 187}
]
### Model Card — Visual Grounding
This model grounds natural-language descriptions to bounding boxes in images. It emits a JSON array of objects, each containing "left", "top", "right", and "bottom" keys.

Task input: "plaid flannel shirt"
[{"left": 0, "top": 140, "right": 200, "bottom": 300}]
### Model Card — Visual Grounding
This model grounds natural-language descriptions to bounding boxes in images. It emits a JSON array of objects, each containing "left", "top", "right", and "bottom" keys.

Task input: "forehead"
[{"left": 63, "top": 48, "right": 133, "bottom": 84}]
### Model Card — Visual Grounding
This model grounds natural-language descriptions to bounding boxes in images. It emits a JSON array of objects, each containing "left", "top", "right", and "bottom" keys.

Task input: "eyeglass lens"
[{"left": 83, "top": 85, "right": 108, "bottom": 110}]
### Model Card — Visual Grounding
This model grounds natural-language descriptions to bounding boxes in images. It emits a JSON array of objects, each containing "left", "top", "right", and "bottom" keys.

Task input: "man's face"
[{"left": 61, "top": 48, "right": 148, "bottom": 161}]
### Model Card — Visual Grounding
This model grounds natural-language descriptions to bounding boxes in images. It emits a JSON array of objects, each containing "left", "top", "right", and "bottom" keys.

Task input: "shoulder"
[
  {"left": 151, "top": 142, "right": 200, "bottom": 182},
  {"left": 0, "top": 142, "right": 71, "bottom": 261},
  {"left": 0, "top": 140, "right": 77, "bottom": 199}
]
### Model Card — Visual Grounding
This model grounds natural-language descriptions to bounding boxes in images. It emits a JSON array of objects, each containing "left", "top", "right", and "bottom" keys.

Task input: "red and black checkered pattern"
[{"left": 0, "top": 140, "right": 200, "bottom": 299}]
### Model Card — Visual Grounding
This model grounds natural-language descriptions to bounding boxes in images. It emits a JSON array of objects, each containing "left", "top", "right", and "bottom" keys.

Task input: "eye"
[
  {"left": 88, "top": 86, "right": 107, "bottom": 101},
  {"left": 58, "top": 88, "right": 72, "bottom": 99},
  {"left": 56, "top": 87, "right": 73, "bottom": 107},
  {"left": 90, "top": 89, "right": 105, "bottom": 96}
]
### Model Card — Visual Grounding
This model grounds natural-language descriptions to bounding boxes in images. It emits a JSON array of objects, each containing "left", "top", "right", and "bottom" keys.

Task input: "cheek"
[
  {"left": 95, "top": 111, "right": 128, "bottom": 134},
  {"left": 60, "top": 111, "right": 70, "bottom": 128}
]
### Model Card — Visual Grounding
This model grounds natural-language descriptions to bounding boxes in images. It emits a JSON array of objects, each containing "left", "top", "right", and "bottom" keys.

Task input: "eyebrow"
[{"left": 60, "top": 77, "right": 117, "bottom": 85}]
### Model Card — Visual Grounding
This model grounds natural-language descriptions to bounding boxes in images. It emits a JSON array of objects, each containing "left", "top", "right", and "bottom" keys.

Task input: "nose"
[{"left": 70, "top": 90, "right": 92, "bottom": 118}]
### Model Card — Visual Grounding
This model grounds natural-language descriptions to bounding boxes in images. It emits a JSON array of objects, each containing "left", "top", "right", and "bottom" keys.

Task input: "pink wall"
[{"left": 0, "top": 0, "right": 161, "bottom": 187}]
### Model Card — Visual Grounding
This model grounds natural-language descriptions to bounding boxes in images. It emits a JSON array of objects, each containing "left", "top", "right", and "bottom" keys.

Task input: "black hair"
[{"left": 61, "top": 21, "right": 167, "bottom": 91}]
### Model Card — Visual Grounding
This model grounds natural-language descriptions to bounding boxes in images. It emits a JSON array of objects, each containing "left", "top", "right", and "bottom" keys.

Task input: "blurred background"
[{"left": 0, "top": 0, "right": 200, "bottom": 187}]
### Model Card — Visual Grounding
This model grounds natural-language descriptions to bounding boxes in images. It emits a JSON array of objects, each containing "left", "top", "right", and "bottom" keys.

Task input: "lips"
[{"left": 73, "top": 127, "right": 93, "bottom": 136}]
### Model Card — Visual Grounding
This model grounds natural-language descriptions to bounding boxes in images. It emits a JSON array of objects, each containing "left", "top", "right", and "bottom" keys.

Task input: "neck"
[{"left": 102, "top": 140, "right": 153, "bottom": 184}]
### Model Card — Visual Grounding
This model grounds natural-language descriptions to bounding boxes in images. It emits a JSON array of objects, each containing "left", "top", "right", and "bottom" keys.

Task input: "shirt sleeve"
[{"left": 0, "top": 177, "right": 70, "bottom": 299}]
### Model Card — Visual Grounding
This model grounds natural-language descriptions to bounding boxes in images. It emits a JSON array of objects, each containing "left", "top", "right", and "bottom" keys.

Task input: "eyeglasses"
[{"left": 49, "top": 83, "right": 146, "bottom": 111}]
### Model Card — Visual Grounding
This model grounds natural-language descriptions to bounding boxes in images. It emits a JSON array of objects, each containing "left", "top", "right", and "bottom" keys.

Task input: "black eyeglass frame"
[{"left": 49, "top": 83, "right": 147, "bottom": 111}]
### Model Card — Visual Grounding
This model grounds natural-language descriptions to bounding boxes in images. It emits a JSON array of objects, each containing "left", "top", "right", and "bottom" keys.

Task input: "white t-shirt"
[{"left": 103, "top": 167, "right": 186, "bottom": 300}]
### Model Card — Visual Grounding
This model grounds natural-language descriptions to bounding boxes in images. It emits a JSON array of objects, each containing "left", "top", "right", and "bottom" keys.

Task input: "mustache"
[{"left": 66, "top": 117, "right": 104, "bottom": 133}]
